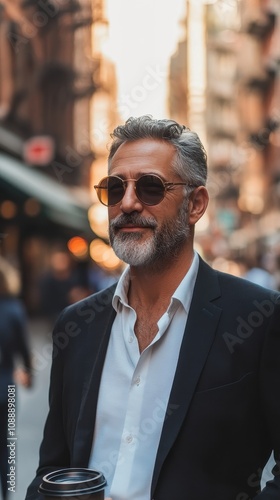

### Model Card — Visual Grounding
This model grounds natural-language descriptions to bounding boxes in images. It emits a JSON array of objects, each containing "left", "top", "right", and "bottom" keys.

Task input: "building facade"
[
  {"left": 168, "top": 0, "right": 280, "bottom": 267},
  {"left": 0, "top": 0, "right": 117, "bottom": 312}
]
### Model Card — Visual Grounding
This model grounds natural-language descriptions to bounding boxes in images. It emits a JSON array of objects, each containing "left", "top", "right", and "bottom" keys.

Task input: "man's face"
[{"left": 108, "top": 138, "right": 191, "bottom": 269}]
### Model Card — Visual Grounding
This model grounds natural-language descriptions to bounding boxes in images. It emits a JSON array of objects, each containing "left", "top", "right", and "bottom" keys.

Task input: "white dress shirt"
[{"left": 88, "top": 252, "right": 199, "bottom": 500}]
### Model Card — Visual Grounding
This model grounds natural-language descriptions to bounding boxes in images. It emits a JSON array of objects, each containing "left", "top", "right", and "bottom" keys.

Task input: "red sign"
[{"left": 23, "top": 136, "right": 55, "bottom": 166}]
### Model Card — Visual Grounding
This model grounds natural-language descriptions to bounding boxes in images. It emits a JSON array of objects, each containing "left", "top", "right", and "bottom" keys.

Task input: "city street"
[{"left": 1, "top": 0, "right": 280, "bottom": 498}]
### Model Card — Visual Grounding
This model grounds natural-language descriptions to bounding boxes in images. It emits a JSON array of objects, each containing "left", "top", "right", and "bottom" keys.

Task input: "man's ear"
[{"left": 188, "top": 186, "right": 209, "bottom": 225}]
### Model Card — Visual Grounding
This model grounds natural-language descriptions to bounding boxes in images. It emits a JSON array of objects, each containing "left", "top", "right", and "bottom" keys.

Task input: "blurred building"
[
  {"left": 205, "top": 2, "right": 240, "bottom": 242},
  {"left": 168, "top": 0, "right": 280, "bottom": 263},
  {"left": 235, "top": 0, "right": 280, "bottom": 254},
  {"left": 0, "top": 0, "right": 118, "bottom": 312},
  {"left": 169, "top": 35, "right": 188, "bottom": 126},
  {"left": 0, "top": 0, "right": 95, "bottom": 182},
  {"left": 88, "top": 0, "right": 122, "bottom": 274}
]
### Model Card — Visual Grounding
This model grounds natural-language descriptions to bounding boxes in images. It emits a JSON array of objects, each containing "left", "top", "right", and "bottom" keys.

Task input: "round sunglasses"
[{"left": 94, "top": 174, "right": 193, "bottom": 207}]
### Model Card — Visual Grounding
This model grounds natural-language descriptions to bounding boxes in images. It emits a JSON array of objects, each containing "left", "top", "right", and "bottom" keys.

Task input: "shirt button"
[
  {"left": 128, "top": 335, "right": 134, "bottom": 343},
  {"left": 134, "top": 376, "right": 140, "bottom": 386},
  {"left": 126, "top": 434, "right": 133, "bottom": 443}
]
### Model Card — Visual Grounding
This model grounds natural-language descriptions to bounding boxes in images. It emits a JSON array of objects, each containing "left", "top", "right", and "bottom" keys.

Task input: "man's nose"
[{"left": 120, "top": 181, "right": 143, "bottom": 213}]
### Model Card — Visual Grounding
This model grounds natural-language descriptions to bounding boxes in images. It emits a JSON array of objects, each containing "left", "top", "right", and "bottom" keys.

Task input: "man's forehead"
[{"left": 110, "top": 138, "right": 176, "bottom": 164}]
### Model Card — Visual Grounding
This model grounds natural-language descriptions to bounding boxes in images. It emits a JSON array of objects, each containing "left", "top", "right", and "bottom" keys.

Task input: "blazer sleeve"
[
  {"left": 25, "top": 310, "right": 71, "bottom": 499},
  {"left": 254, "top": 296, "right": 280, "bottom": 498}
]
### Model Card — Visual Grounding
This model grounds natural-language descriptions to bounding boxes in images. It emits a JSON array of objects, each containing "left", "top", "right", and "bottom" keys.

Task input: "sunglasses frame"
[{"left": 94, "top": 174, "right": 192, "bottom": 207}]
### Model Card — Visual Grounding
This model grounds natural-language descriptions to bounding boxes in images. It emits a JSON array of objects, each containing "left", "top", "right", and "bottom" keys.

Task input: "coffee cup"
[{"left": 38, "top": 468, "right": 107, "bottom": 499}]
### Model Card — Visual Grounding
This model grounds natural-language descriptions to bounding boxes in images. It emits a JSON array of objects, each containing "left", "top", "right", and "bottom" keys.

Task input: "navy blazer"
[{"left": 26, "top": 257, "right": 280, "bottom": 499}]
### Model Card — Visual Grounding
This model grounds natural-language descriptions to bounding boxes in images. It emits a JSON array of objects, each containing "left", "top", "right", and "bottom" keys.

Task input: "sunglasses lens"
[
  {"left": 96, "top": 175, "right": 166, "bottom": 206},
  {"left": 137, "top": 175, "right": 165, "bottom": 205},
  {"left": 97, "top": 177, "right": 124, "bottom": 206}
]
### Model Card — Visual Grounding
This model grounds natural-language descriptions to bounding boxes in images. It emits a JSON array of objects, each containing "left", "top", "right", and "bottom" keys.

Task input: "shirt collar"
[
  {"left": 112, "top": 252, "right": 199, "bottom": 313},
  {"left": 172, "top": 251, "right": 199, "bottom": 313},
  {"left": 112, "top": 265, "right": 130, "bottom": 311}
]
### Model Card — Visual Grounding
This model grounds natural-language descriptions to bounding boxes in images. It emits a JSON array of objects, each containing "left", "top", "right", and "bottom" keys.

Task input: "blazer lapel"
[
  {"left": 72, "top": 293, "right": 116, "bottom": 466},
  {"left": 152, "top": 259, "right": 222, "bottom": 493}
]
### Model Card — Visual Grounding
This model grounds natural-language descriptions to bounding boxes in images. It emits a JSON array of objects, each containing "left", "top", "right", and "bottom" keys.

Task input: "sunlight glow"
[{"left": 106, "top": 0, "right": 186, "bottom": 119}]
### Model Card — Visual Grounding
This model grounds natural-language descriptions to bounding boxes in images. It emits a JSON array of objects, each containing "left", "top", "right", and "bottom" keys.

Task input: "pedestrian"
[
  {"left": 244, "top": 254, "right": 277, "bottom": 290},
  {"left": 39, "top": 250, "right": 78, "bottom": 323},
  {"left": 0, "top": 257, "right": 32, "bottom": 500},
  {"left": 26, "top": 116, "right": 280, "bottom": 499}
]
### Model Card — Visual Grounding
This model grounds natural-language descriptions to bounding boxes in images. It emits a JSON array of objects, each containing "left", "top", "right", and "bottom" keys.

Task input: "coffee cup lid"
[{"left": 38, "top": 468, "right": 106, "bottom": 497}]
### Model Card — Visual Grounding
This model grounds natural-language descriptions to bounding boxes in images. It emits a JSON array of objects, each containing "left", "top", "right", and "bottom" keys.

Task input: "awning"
[{"left": 0, "top": 152, "right": 93, "bottom": 234}]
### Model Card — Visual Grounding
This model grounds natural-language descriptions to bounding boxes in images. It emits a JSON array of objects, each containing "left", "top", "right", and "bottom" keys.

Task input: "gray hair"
[{"left": 108, "top": 115, "right": 207, "bottom": 187}]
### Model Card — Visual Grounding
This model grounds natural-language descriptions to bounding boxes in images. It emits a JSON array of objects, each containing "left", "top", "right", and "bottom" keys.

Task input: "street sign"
[{"left": 23, "top": 135, "right": 55, "bottom": 166}]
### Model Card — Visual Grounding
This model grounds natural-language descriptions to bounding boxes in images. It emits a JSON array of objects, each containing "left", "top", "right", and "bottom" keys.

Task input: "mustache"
[{"left": 110, "top": 213, "right": 157, "bottom": 230}]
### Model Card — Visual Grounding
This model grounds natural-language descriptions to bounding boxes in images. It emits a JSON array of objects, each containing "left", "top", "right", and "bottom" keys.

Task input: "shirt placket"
[
  {"left": 110, "top": 303, "right": 180, "bottom": 498},
  {"left": 110, "top": 345, "right": 151, "bottom": 497}
]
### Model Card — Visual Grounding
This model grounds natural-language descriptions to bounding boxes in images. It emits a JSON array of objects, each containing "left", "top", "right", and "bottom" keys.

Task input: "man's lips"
[{"left": 116, "top": 225, "right": 152, "bottom": 231}]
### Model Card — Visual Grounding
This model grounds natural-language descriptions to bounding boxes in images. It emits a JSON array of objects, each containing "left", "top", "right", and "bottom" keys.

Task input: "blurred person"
[
  {"left": 26, "top": 116, "right": 280, "bottom": 500},
  {"left": 88, "top": 262, "right": 122, "bottom": 292},
  {"left": 39, "top": 250, "right": 82, "bottom": 322},
  {"left": 0, "top": 257, "right": 32, "bottom": 500},
  {"left": 237, "top": 253, "right": 277, "bottom": 290}
]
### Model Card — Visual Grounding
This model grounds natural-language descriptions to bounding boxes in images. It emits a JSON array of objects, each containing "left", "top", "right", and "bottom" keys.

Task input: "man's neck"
[{"left": 128, "top": 248, "right": 195, "bottom": 308}]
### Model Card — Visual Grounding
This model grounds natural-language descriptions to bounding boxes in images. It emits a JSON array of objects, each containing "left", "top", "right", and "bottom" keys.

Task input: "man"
[{"left": 26, "top": 116, "right": 280, "bottom": 499}]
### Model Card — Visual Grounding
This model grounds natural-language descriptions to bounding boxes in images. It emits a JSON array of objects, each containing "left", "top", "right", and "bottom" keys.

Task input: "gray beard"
[{"left": 109, "top": 199, "right": 190, "bottom": 270}]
